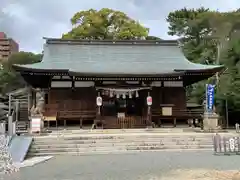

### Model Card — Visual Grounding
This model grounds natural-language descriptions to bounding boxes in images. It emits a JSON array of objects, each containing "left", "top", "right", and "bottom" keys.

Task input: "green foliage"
[
  {"left": 167, "top": 7, "right": 240, "bottom": 120},
  {"left": 8, "top": 51, "right": 42, "bottom": 65},
  {"left": 167, "top": 7, "right": 210, "bottom": 40},
  {"left": 0, "top": 52, "right": 42, "bottom": 94},
  {"left": 62, "top": 8, "right": 149, "bottom": 40},
  {"left": 146, "top": 36, "right": 162, "bottom": 40}
]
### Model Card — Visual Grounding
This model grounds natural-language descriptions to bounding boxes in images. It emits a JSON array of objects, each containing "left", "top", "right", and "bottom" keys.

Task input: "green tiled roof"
[{"left": 14, "top": 39, "right": 223, "bottom": 75}]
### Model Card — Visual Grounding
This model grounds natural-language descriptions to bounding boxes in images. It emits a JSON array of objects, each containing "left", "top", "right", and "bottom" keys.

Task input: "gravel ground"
[{"left": 1, "top": 151, "right": 240, "bottom": 180}]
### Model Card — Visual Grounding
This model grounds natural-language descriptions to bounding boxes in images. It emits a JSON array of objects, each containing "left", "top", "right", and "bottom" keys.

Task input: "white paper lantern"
[
  {"left": 146, "top": 96, "right": 152, "bottom": 106},
  {"left": 96, "top": 96, "right": 102, "bottom": 106}
]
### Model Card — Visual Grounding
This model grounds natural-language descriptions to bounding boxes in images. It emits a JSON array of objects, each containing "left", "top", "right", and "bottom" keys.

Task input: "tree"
[
  {"left": 7, "top": 51, "right": 42, "bottom": 66},
  {"left": 146, "top": 36, "right": 162, "bottom": 40},
  {"left": 167, "top": 7, "right": 210, "bottom": 42},
  {"left": 167, "top": 8, "right": 216, "bottom": 106},
  {"left": 62, "top": 8, "right": 149, "bottom": 40},
  {"left": 167, "top": 7, "right": 217, "bottom": 64},
  {"left": 166, "top": 8, "right": 240, "bottom": 121},
  {"left": 0, "top": 52, "right": 42, "bottom": 94}
]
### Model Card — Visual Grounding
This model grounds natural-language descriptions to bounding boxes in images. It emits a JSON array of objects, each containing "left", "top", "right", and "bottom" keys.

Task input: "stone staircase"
[{"left": 26, "top": 130, "right": 218, "bottom": 157}]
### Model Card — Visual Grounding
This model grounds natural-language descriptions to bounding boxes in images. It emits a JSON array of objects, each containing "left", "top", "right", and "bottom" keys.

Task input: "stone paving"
[
  {"left": 0, "top": 135, "right": 19, "bottom": 175},
  {"left": 1, "top": 151, "right": 240, "bottom": 180}
]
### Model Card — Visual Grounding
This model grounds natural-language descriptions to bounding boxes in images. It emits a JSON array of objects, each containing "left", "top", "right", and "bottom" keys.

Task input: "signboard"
[
  {"left": 31, "top": 117, "right": 41, "bottom": 133},
  {"left": 96, "top": 96, "right": 102, "bottom": 106},
  {"left": 147, "top": 96, "right": 152, "bottom": 106},
  {"left": 206, "top": 84, "right": 215, "bottom": 112},
  {"left": 162, "top": 107, "right": 172, "bottom": 116}
]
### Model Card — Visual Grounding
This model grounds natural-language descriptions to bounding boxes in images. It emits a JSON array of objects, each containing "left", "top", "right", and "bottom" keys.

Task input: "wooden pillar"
[
  {"left": 147, "top": 91, "right": 152, "bottom": 127},
  {"left": 96, "top": 91, "right": 102, "bottom": 124},
  {"left": 80, "top": 119, "right": 82, "bottom": 129},
  {"left": 158, "top": 119, "right": 162, "bottom": 127},
  {"left": 64, "top": 119, "right": 66, "bottom": 127},
  {"left": 173, "top": 118, "right": 176, "bottom": 127},
  {"left": 27, "top": 87, "right": 32, "bottom": 115}
]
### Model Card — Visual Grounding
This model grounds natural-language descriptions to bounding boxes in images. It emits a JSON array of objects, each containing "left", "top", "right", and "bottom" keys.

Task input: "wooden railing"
[
  {"left": 43, "top": 103, "right": 96, "bottom": 119},
  {"left": 57, "top": 100, "right": 95, "bottom": 111},
  {"left": 103, "top": 116, "right": 147, "bottom": 129},
  {"left": 58, "top": 110, "right": 96, "bottom": 119},
  {"left": 120, "top": 116, "right": 147, "bottom": 128},
  {"left": 152, "top": 108, "right": 203, "bottom": 119},
  {"left": 44, "top": 104, "right": 58, "bottom": 117}
]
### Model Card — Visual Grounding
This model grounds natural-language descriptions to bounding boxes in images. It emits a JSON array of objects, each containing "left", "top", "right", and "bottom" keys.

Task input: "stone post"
[
  {"left": 8, "top": 116, "right": 13, "bottom": 136},
  {"left": 203, "top": 112, "right": 219, "bottom": 131},
  {"left": 30, "top": 88, "right": 45, "bottom": 132},
  {"left": 0, "top": 122, "right": 5, "bottom": 134}
]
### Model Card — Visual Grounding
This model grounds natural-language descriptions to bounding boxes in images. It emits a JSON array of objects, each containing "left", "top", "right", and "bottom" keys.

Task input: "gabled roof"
[{"left": 13, "top": 38, "right": 224, "bottom": 76}]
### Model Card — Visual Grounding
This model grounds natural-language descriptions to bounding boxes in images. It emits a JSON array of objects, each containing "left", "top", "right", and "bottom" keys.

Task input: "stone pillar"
[
  {"left": 8, "top": 116, "right": 13, "bottom": 136},
  {"left": 27, "top": 87, "right": 32, "bottom": 114},
  {"left": 0, "top": 122, "right": 5, "bottom": 134},
  {"left": 203, "top": 112, "right": 219, "bottom": 131}
]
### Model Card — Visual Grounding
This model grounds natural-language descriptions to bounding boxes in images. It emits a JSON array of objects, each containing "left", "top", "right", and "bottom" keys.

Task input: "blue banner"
[{"left": 206, "top": 84, "right": 215, "bottom": 112}]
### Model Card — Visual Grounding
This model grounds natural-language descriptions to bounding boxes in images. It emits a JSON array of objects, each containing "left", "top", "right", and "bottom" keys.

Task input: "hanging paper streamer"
[
  {"left": 116, "top": 93, "right": 120, "bottom": 99},
  {"left": 135, "top": 91, "right": 139, "bottom": 98},
  {"left": 129, "top": 92, "right": 132, "bottom": 99},
  {"left": 122, "top": 93, "right": 126, "bottom": 99},
  {"left": 96, "top": 87, "right": 150, "bottom": 98}
]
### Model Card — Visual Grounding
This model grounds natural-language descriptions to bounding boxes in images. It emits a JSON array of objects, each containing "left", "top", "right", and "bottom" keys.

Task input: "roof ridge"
[{"left": 43, "top": 37, "right": 179, "bottom": 46}]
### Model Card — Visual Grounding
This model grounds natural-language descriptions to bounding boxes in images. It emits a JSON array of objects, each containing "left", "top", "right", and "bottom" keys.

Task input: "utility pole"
[
  {"left": 216, "top": 39, "right": 230, "bottom": 128},
  {"left": 225, "top": 98, "right": 229, "bottom": 129},
  {"left": 216, "top": 42, "right": 221, "bottom": 84}
]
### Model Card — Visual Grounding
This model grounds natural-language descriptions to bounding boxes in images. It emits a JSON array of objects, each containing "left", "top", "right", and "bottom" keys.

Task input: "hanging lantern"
[
  {"left": 135, "top": 91, "right": 139, "bottom": 98},
  {"left": 96, "top": 96, "right": 102, "bottom": 106},
  {"left": 129, "top": 91, "right": 132, "bottom": 99},
  {"left": 146, "top": 95, "right": 152, "bottom": 106}
]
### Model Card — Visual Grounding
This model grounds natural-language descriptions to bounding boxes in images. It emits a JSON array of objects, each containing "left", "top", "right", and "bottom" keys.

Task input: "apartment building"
[{"left": 0, "top": 32, "right": 19, "bottom": 61}]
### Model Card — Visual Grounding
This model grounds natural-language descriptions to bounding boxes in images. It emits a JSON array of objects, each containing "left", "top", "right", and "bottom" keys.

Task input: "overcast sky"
[{"left": 0, "top": 0, "right": 239, "bottom": 53}]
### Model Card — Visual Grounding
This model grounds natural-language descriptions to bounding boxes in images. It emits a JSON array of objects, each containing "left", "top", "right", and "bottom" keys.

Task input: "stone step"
[
  {"left": 34, "top": 135, "right": 214, "bottom": 141},
  {"left": 27, "top": 148, "right": 213, "bottom": 157},
  {"left": 32, "top": 139, "right": 213, "bottom": 145},
  {"left": 32, "top": 138, "right": 214, "bottom": 147},
  {"left": 45, "top": 128, "right": 229, "bottom": 134},
  {"left": 32, "top": 141, "right": 213, "bottom": 147},
  {"left": 35, "top": 133, "right": 217, "bottom": 137},
  {"left": 33, "top": 135, "right": 214, "bottom": 142},
  {"left": 47, "top": 129, "right": 187, "bottom": 134},
  {"left": 31, "top": 142, "right": 213, "bottom": 149},
  {"left": 28, "top": 144, "right": 213, "bottom": 153}
]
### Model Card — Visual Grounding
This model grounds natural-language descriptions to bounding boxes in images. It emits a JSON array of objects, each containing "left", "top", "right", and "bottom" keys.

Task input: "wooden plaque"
[{"left": 162, "top": 107, "right": 172, "bottom": 116}]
